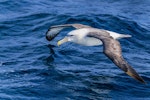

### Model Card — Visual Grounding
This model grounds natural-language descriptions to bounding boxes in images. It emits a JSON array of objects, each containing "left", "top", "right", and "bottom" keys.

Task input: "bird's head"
[
  {"left": 57, "top": 31, "right": 77, "bottom": 46},
  {"left": 57, "top": 28, "right": 89, "bottom": 46}
]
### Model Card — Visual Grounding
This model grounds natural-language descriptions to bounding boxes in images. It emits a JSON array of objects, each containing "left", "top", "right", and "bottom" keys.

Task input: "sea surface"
[{"left": 0, "top": 0, "right": 150, "bottom": 100}]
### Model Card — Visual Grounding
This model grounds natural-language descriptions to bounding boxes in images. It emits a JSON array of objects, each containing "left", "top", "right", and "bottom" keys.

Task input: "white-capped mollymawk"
[{"left": 46, "top": 24, "right": 146, "bottom": 84}]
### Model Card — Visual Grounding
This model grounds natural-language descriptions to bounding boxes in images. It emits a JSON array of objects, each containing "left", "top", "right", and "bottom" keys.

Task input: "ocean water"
[{"left": 0, "top": 0, "right": 150, "bottom": 100}]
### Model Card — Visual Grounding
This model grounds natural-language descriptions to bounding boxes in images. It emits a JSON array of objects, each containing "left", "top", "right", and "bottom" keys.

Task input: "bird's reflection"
[
  {"left": 44, "top": 44, "right": 56, "bottom": 67},
  {"left": 47, "top": 44, "right": 56, "bottom": 54}
]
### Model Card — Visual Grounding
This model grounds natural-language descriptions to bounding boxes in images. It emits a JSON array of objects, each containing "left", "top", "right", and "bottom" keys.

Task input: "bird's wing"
[
  {"left": 88, "top": 32, "right": 146, "bottom": 84},
  {"left": 46, "top": 24, "right": 91, "bottom": 41}
]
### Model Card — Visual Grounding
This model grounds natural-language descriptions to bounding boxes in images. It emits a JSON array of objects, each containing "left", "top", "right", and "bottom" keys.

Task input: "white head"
[
  {"left": 57, "top": 28, "right": 89, "bottom": 46},
  {"left": 68, "top": 28, "right": 89, "bottom": 39}
]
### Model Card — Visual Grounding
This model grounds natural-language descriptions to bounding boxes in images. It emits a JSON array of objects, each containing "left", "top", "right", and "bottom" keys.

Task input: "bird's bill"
[{"left": 57, "top": 37, "right": 68, "bottom": 46}]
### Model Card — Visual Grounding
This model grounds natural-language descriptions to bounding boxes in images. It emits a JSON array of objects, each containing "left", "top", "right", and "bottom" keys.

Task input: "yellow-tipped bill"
[{"left": 57, "top": 37, "right": 68, "bottom": 46}]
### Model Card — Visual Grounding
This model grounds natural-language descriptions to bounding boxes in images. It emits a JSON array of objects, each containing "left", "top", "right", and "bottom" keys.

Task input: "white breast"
[{"left": 76, "top": 37, "right": 102, "bottom": 46}]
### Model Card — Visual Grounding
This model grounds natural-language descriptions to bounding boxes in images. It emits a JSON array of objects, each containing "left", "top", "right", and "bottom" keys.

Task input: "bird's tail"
[{"left": 119, "top": 34, "right": 132, "bottom": 38}]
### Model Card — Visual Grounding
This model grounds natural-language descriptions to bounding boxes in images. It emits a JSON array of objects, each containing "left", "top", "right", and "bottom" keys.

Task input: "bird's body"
[
  {"left": 67, "top": 28, "right": 131, "bottom": 46},
  {"left": 67, "top": 28, "right": 102, "bottom": 46},
  {"left": 46, "top": 23, "right": 145, "bottom": 84}
]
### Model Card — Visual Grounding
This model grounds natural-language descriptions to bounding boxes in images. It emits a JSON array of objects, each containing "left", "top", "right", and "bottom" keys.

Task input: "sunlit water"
[{"left": 0, "top": 0, "right": 150, "bottom": 100}]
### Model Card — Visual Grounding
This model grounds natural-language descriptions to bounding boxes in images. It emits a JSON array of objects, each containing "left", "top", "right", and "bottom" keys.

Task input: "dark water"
[{"left": 0, "top": 0, "right": 150, "bottom": 100}]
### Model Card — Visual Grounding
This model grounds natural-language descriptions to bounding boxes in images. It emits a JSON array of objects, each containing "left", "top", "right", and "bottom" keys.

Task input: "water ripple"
[{"left": 0, "top": 0, "right": 150, "bottom": 99}]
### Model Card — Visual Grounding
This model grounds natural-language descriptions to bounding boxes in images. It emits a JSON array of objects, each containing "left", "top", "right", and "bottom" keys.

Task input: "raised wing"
[
  {"left": 46, "top": 24, "right": 91, "bottom": 41},
  {"left": 88, "top": 32, "right": 146, "bottom": 84}
]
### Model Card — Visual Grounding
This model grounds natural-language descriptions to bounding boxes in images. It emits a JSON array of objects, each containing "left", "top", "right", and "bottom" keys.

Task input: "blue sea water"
[{"left": 0, "top": 0, "right": 150, "bottom": 100}]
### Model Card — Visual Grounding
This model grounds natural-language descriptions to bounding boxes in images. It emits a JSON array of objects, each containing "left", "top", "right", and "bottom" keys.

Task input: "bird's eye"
[{"left": 68, "top": 35, "right": 73, "bottom": 37}]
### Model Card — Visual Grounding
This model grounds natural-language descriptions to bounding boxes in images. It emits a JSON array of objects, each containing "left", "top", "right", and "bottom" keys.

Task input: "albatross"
[{"left": 46, "top": 24, "right": 145, "bottom": 84}]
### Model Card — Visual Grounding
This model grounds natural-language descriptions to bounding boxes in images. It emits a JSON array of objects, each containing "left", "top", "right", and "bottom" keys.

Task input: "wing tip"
[
  {"left": 126, "top": 71, "right": 146, "bottom": 84},
  {"left": 46, "top": 35, "right": 51, "bottom": 41},
  {"left": 46, "top": 30, "right": 55, "bottom": 41},
  {"left": 135, "top": 75, "right": 146, "bottom": 84}
]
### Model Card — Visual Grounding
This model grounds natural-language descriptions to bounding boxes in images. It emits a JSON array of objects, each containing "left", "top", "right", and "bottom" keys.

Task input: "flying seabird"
[{"left": 46, "top": 24, "right": 146, "bottom": 84}]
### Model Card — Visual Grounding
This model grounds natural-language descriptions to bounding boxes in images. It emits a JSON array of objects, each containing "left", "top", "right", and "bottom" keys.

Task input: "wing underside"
[{"left": 46, "top": 24, "right": 91, "bottom": 41}]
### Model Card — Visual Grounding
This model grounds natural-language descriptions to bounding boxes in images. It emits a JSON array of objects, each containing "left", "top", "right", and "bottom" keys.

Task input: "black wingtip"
[
  {"left": 133, "top": 74, "right": 146, "bottom": 84},
  {"left": 45, "top": 29, "right": 56, "bottom": 41},
  {"left": 126, "top": 69, "right": 146, "bottom": 84},
  {"left": 45, "top": 28, "right": 51, "bottom": 41},
  {"left": 46, "top": 34, "right": 52, "bottom": 41}
]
